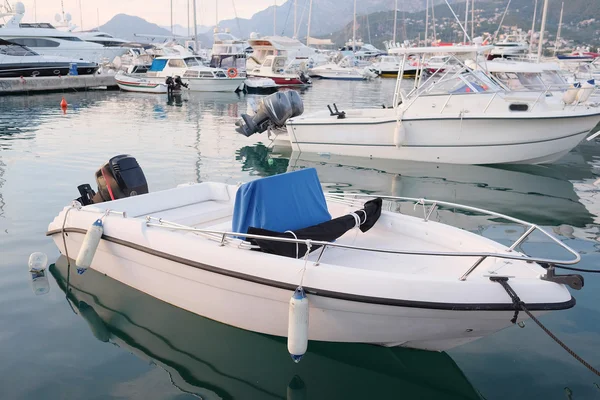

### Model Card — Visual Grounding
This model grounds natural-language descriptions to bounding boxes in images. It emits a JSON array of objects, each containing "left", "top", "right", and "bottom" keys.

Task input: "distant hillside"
[
  {"left": 214, "top": 0, "right": 459, "bottom": 40},
  {"left": 324, "top": 0, "right": 600, "bottom": 50},
  {"left": 99, "top": 14, "right": 212, "bottom": 46}
]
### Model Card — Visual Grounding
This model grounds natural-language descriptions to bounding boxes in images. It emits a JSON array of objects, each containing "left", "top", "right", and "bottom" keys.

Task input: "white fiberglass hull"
[
  {"left": 184, "top": 77, "right": 244, "bottom": 92},
  {"left": 47, "top": 183, "right": 574, "bottom": 352},
  {"left": 287, "top": 111, "right": 600, "bottom": 164}
]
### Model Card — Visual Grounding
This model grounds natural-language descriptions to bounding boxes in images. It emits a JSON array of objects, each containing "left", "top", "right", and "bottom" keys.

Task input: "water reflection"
[{"left": 50, "top": 257, "right": 483, "bottom": 400}]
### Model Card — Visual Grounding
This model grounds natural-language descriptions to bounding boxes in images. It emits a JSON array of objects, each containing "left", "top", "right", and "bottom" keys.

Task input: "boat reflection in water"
[
  {"left": 50, "top": 257, "right": 483, "bottom": 400},
  {"left": 284, "top": 150, "right": 595, "bottom": 229}
]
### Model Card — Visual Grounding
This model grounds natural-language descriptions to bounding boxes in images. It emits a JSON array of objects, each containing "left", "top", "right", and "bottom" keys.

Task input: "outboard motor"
[
  {"left": 166, "top": 75, "right": 188, "bottom": 94},
  {"left": 236, "top": 90, "right": 304, "bottom": 137},
  {"left": 76, "top": 155, "right": 148, "bottom": 206}
]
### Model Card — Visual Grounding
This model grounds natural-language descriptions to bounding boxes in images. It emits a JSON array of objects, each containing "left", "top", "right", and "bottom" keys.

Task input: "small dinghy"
[
  {"left": 47, "top": 155, "right": 583, "bottom": 354},
  {"left": 115, "top": 71, "right": 167, "bottom": 94}
]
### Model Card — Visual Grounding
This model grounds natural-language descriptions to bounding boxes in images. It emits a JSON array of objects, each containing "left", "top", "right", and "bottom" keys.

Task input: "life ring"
[{"left": 227, "top": 68, "right": 238, "bottom": 78}]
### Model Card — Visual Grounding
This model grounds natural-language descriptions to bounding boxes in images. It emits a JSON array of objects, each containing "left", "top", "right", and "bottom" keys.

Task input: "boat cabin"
[{"left": 147, "top": 56, "right": 228, "bottom": 79}]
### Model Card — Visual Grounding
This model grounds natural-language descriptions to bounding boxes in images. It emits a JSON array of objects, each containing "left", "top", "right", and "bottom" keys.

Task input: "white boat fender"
[
  {"left": 75, "top": 218, "right": 104, "bottom": 274},
  {"left": 287, "top": 286, "right": 309, "bottom": 363},
  {"left": 393, "top": 119, "right": 406, "bottom": 147},
  {"left": 563, "top": 83, "right": 580, "bottom": 105},
  {"left": 577, "top": 80, "right": 595, "bottom": 103}
]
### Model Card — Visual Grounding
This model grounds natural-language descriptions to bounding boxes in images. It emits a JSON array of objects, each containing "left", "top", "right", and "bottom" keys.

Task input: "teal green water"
[{"left": 1, "top": 80, "right": 600, "bottom": 399}]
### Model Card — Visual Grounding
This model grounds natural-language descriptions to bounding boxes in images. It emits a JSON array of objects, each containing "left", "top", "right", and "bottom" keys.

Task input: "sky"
[{"left": 14, "top": 0, "right": 278, "bottom": 29}]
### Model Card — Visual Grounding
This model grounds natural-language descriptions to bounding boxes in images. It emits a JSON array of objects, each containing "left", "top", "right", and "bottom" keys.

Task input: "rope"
[
  {"left": 61, "top": 205, "right": 77, "bottom": 314},
  {"left": 491, "top": 277, "right": 600, "bottom": 377},
  {"left": 299, "top": 240, "right": 312, "bottom": 287}
]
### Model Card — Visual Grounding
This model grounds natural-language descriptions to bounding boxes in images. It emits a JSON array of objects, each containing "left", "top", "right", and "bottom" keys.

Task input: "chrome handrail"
[{"left": 144, "top": 194, "right": 581, "bottom": 282}]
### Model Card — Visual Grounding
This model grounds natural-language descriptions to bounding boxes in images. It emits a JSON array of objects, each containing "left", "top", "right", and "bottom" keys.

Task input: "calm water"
[{"left": 1, "top": 80, "right": 600, "bottom": 399}]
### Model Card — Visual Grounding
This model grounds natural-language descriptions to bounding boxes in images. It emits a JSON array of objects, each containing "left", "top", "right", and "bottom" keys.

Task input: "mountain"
[
  {"left": 214, "top": 0, "right": 449, "bottom": 40},
  {"left": 99, "top": 14, "right": 212, "bottom": 46}
]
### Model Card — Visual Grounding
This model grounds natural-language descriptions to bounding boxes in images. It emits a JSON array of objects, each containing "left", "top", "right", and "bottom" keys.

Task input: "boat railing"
[{"left": 144, "top": 194, "right": 580, "bottom": 282}]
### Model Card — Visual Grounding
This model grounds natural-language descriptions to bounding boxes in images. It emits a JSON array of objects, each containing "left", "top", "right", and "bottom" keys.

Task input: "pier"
[{"left": 0, "top": 74, "right": 118, "bottom": 94}]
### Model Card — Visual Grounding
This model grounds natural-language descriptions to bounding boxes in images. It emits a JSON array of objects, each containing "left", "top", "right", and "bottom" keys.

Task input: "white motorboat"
[
  {"left": 0, "top": 3, "right": 127, "bottom": 63},
  {"left": 246, "top": 35, "right": 327, "bottom": 71},
  {"left": 488, "top": 33, "right": 530, "bottom": 60},
  {"left": 47, "top": 156, "right": 583, "bottom": 353},
  {"left": 146, "top": 55, "right": 244, "bottom": 92},
  {"left": 284, "top": 46, "right": 600, "bottom": 165},
  {"left": 309, "top": 56, "right": 377, "bottom": 81},
  {"left": 371, "top": 55, "right": 419, "bottom": 78},
  {"left": 247, "top": 55, "right": 311, "bottom": 87},
  {"left": 115, "top": 71, "right": 167, "bottom": 93},
  {"left": 210, "top": 31, "right": 278, "bottom": 93}
]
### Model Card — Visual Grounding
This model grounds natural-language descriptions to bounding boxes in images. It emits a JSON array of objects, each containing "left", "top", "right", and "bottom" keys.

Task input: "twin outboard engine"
[
  {"left": 165, "top": 75, "right": 188, "bottom": 94},
  {"left": 235, "top": 90, "right": 304, "bottom": 137},
  {"left": 76, "top": 155, "right": 148, "bottom": 206}
]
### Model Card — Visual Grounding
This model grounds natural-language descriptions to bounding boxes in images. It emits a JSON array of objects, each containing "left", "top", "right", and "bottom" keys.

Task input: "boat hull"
[
  {"left": 248, "top": 73, "right": 308, "bottom": 87},
  {"left": 184, "top": 77, "right": 245, "bottom": 92},
  {"left": 0, "top": 62, "right": 99, "bottom": 78},
  {"left": 287, "top": 114, "right": 600, "bottom": 164},
  {"left": 49, "top": 228, "right": 560, "bottom": 352},
  {"left": 116, "top": 76, "right": 167, "bottom": 93}
]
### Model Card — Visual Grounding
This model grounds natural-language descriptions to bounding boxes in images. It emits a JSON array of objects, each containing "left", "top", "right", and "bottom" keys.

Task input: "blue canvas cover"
[
  {"left": 232, "top": 168, "right": 331, "bottom": 234},
  {"left": 149, "top": 59, "right": 167, "bottom": 71}
]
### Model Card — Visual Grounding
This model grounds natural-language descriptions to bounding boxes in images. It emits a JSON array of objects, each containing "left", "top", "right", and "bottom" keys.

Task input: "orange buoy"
[{"left": 60, "top": 97, "right": 68, "bottom": 109}]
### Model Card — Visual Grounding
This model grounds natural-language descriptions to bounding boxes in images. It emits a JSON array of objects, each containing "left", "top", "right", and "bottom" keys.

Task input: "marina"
[{"left": 2, "top": 0, "right": 600, "bottom": 398}]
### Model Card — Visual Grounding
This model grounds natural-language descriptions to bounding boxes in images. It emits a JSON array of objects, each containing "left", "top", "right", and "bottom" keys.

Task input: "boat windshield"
[
  {"left": 419, "top": 69, "right": 500, "bottom": 95},
  {"left": 0, "top": 43, "right": 38, "bottom": 56},
  {"left": 184, "top": 57, "right": 202, "bottom": 67}
]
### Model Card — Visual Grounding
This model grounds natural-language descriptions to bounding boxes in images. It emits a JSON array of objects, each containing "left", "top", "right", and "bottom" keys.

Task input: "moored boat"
[
  {"left": 47, "top": 157, "right": 583, "bottom": 353},
  {"left": 115, "top": 71, "right": 167, "bottom": 93}
]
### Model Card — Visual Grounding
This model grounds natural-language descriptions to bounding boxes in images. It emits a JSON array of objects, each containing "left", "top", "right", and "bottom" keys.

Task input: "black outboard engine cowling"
[
  {"left": 236, "top": 90, "right": 304, "bottom": 137},
  {"left": 76, "top": 155, "right": 148, "bottom": 205}
]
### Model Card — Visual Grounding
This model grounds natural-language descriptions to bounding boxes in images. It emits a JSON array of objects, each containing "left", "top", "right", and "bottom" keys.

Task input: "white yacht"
[
  {"left": 0, "top": 38, "right": 98, "bottom": 77},
  {"left": 246, "top": 35, "right": 327, "bottom": 71},
  {"left": 0, "top": 3, "right": 127, "bottom": 63}
]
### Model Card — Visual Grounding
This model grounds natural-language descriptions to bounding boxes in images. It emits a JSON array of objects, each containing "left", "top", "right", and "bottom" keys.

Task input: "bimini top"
[
  {"left": 232, "top": 168, "right": 331, "bottom": 234},
  {"left": 389, "top": 45, "right": 494, "bottom": 55}
]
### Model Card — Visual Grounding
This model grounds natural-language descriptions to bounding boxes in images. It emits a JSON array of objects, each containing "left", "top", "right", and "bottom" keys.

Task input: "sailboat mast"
[
  {"left": 554, "top": 2, "right": 564, "bottom": 56},
  {"left": 306, "top": 0, "right": 313, "bottom": 45},
  {"left": 464, "top": 0, "right": 469, "bottom": 43},
  {"left": 424, "top": 0, "right": 429, "bottom": 45},
  {"left": 536, "top": 0, "right": 549, "bottom": 61},
  {"left": 431, "top": 0, "right": 437, "bottom": 43},
  {"left": 170, "top": 0, "right": 173, "bottom": 34},
  {"left": 392, "top": 0, "right": 397, "bottom": 44},
  {"left": 352, "top": 0, "right": 356, "bottom": 53},
  {"left": 216, "top": 0, "right": 218, "bottom": 27},
  {"left": 79, "top": 0, "right": 83, "bottom": 30},
  {"left": 471, "top": 0, "right": 475, "bottom": 41},
  {"left": 33, "top": 0, "right": 36, "bottom": 22},
  {"left": 193, "top": 0, "right": 198, "bottom": 53},
  {"left": 529, "top": 0, "right": 538, "bottom": 53},
  {"left": 187, "top": 0, "right": 190, "bottom": 36},
  {"left": 96, "top": 8, "right": 99, "bottom": 28},
  {"left": 273, "top": 0, "right": 276, "bottom": 36},
  {"left": 294, "top": 0, "right": 297, "bottom": 38}
]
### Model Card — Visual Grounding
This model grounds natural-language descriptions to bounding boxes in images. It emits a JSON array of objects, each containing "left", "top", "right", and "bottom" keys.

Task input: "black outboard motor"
[
  {"left": 166, "top": 75, "right": 188, "bottom": 94},
  {"left": 76, "top": 155, "right": 148, "bottom": 206},
  {"left": 236, "top": 90, "right": 304, "bottom": 137}
]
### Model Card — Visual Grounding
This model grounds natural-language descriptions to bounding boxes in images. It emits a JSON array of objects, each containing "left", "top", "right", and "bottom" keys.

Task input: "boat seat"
[{"left": 87, "top": 182, "right": 236, "bottom": 218}]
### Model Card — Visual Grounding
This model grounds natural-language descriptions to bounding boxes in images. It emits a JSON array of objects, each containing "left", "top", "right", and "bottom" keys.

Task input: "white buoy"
[
  {"left": 28, "top": 252, "right": 48, "bottom": 272},
  {"left": 287, "top": 286, "right": 309, "bottom": 363},
  {"left": 75, "top": 219, "right": 104, "bottom": 274}
]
